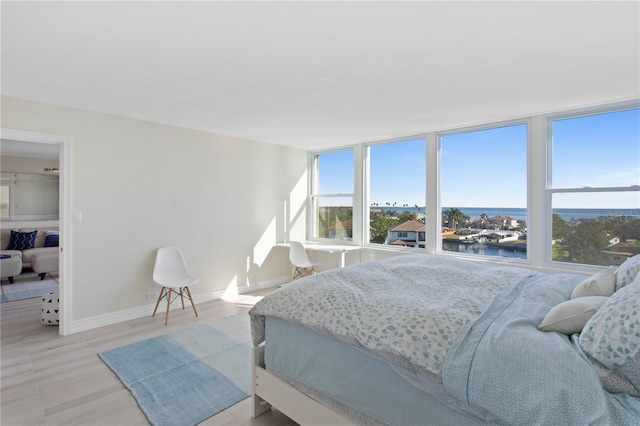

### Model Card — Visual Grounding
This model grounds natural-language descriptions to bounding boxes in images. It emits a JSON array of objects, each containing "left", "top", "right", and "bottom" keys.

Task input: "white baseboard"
[{"left": 69, "top": 275, "right": 289, "bottom": 334}]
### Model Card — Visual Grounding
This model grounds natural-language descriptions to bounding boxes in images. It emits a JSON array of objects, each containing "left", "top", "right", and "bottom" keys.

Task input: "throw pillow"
[
  {"left": 614, "top": 254, "right": 640, "bottom": 291},
  {"left": 6, "top": 230, "right": 37, "bottom": 250},
  {"left": 44, "top": 231, "right": 59, "bottom": 247},
  {"left": 570, "top": 269, "right": 616, "bottom": 299},
  {"left": 579, "top": 276, "right": 640, "bottom": 396},
  {"left": 538, "top": 296, "right": 609, "bottom": 334}
]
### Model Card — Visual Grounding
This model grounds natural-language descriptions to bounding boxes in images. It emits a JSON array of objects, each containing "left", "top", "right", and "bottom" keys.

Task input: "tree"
[
  {"left": 398, "top": 211, "right": 417, "bottom": 223},
  {"left": 370, "top": 216, "right": 399, "bottom": 244},
  {"left": 600, "top": 215, "right": 640, "bottom": 241},
  {"left": 561, "top": 219, "right": 609, "bottom": 265},
  {"left": 552, "top": 214, "right": 570, "bottom": 241},
  {"left": 442, "top": 208, "right": 469, "bottom": 231}
]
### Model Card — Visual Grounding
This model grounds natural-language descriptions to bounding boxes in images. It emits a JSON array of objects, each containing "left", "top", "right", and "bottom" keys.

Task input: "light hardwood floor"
[{"left": 1, "top": 289, "right": 298, "bottom": 426}]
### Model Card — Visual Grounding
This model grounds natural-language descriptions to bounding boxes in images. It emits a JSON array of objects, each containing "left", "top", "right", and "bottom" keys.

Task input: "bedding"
[
  {"left": 249, "top": 253, "right": 640, "bottom": 425},
  {"left": 443, "top": 271, "right": 640, "bottom": 424},
  {"left": 250, "top": 254, "right": 532, "bottom": 382}
]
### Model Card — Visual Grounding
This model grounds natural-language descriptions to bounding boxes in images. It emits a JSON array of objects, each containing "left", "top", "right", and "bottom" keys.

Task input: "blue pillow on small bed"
[
  {"left": 44, "top": 231, "right": 59, "bottom": 247},
  {"left": 6, "top": 230, "right": 37, "bottom": 250},
  {"left": 579, "top": 276, "right": 640, "bottom": 396}
]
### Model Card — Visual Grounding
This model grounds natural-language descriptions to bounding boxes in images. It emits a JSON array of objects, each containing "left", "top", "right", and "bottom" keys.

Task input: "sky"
[{"left": 318, "top": 108, "right": 640, "bottom": 210}]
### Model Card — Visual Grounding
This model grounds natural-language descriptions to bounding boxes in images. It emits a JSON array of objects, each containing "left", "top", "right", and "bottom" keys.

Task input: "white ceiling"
[{"left": 2, "top": 1, "right": 639, "bottom": 151}]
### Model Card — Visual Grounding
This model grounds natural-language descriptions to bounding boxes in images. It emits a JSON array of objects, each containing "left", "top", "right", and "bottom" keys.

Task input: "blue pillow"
[
  {"left": 44, "top": 232, "right": 59, "bottom": 247},
  {"left": 6, "top": 230, "right": 37, "bottom": 250}
]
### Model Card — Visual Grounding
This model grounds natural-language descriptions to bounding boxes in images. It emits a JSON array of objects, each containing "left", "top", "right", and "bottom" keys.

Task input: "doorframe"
[{"left": 1, "top": 128, "right": 72, "bottom": 336}]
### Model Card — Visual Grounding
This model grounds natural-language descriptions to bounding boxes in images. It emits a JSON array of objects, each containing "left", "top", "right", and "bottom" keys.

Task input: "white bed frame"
[{"left": 252, "top": 345, "right": 356, "bottom": 425}]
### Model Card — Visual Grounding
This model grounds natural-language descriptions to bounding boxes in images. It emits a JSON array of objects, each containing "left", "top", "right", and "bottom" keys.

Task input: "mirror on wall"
[{"left": 1, "top": 172, "right": 59, "bottom": 221}]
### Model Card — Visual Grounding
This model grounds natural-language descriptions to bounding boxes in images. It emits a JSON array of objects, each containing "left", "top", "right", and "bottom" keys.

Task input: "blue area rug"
[
  {"left": 99, "top": 321, "right": 251, "bottom": 426},
  {"left": 1, "top": 273, "right": 58, "bottom": 303}
]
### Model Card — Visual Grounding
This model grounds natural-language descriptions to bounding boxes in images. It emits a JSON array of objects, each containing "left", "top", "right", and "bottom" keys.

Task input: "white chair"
[
  {"left": 289, "top": 241, "right": 321, "bottom": 281},
  {"left": 152, "top": 247, "right": 199, "bottom": 325}
]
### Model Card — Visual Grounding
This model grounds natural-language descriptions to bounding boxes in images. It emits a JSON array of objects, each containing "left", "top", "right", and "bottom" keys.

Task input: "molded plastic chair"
[
  {"left": 289, "top": 241, "right": 321, "bottom": 281},
  {"left": 152, "top": 247, "right": 199, "bottom": 325}
]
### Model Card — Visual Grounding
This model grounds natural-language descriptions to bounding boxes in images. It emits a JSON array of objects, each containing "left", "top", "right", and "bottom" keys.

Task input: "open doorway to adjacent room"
[{"left": 1, "top": 129, "right": 71, "bottom": 335}]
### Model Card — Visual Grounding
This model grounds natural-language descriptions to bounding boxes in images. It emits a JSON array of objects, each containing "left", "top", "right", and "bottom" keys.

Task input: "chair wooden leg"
[
  {"left": 185, "top": 286, "right": 198, "bottom": 317},
  {"left": 152, "top": 287, "right": 165, "bottom": 317},
  {"left": 180, "top": 287, "right": 185, "bottom": 309},
  {"left": 165, "top": 288, "right": 171, "bottom": 325}
]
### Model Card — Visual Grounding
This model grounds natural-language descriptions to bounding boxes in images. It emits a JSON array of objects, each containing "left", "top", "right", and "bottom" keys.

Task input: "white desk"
[{"left": 279, "top": 242, "right": 360, "bottom": 268}]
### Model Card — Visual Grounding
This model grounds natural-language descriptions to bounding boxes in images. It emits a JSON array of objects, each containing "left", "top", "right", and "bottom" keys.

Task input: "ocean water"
[{"left": 372, "top": 206, "right": 640, "bottom": 222}]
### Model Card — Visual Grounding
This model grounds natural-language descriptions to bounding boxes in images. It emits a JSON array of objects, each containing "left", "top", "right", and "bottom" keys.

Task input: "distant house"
[
  {"left": 456, "top": 229, "right": 484, "bottom": 240},
  {"left": 602, "top": 250, "right": 634, "bottom": 266},
  {"left": 387, "top": 220, "right": 425, "bottom": 248},
  {"left": 489, "top": 230, "right": 522, "bottom": 242},
  {"left": 328, "top": 218, "right": 353, "bottom": 239},
  {"left": 489, "top": 215, "right": 520, "bottom": 229},
  {"left": 608, "top": 239, "right": 640, "bottom": 256}
]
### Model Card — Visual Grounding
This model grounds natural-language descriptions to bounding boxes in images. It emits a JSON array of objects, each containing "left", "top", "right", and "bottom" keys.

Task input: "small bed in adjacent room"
[{"left": 249, "top": 253, "right": 640, "bottom": 425}]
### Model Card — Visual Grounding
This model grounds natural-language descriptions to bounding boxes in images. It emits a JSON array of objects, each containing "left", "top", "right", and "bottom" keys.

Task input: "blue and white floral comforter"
[{"left": 249, "top": 254, "right": 532, "bottom": 383}]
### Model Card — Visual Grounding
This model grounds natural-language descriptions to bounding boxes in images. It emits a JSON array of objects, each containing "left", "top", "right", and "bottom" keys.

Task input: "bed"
[{"left": 249, "top": 254, "right": 640, "bottom": 425}]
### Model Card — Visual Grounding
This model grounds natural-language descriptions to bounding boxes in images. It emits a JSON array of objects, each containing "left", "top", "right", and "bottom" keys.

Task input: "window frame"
[
  {"left": 544, "top": 104, "right": 640, "bottom": 270},
  {"left": 363, "top": 136, "right": 428, "bottom": 251},
  {"left": 308, "top": 148, "right": 357, "bottom": 243},
  {"left": 306, "top": 100, "right": 639, "bottom": 273},
  {"left": 435, "top": 119, "right": 531, "bottom": 264}
]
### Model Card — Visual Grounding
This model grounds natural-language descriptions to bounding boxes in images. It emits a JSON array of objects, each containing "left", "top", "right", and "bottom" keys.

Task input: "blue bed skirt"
[{"left": 264, "top": 317, "right": 492, "bottom": 425}]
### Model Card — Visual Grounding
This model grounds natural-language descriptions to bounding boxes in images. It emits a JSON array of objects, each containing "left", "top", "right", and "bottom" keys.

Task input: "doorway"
[{"left": 1, "top": 128, "right": 72, "bottom": 335}]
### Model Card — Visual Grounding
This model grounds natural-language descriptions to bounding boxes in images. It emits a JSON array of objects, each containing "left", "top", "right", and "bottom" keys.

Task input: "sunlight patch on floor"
[{"left": 221, "top": 294, "right": 264, "bottom": 307}]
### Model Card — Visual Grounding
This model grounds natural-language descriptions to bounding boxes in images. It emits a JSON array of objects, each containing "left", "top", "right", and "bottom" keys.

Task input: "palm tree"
[{"left": 443, "top": 208, "right": 468, "bottom": 231}]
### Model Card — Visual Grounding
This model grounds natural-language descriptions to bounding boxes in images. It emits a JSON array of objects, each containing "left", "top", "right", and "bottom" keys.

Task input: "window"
[
  {"left": 440, "top": 123, "right": 528, "bottom": 259},
  {"left": 307, "top": 102, "right": 638, "bottom": 271},
  {"left": 310, "top": 149, "right": 354, "bottom": 241},
  {"left": 366, "top": 139, "right": 426, "bottom": 247},
  {"left": 549, "top": 108, "right": 640, "bottom": 267},
  {"left": 1, "top": 185, "right": 9, "bottom": 220}
]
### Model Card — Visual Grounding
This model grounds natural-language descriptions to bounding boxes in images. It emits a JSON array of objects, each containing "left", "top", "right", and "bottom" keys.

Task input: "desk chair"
[{"left": 289, "top": 241, "right": 321, "bottom": 281}]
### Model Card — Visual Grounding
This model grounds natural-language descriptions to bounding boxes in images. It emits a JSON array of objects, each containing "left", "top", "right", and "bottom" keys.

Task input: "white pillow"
[
  {"left": 570, "top": 269, "right": 616, "bottom": 299},
  {"left": 538, "top": 296, "right": 609, "bottom": 334}
]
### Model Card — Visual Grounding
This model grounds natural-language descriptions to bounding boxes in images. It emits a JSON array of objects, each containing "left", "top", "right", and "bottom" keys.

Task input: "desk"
[{"left": 279, "top": 242, "right": 360, "bottom": 268}]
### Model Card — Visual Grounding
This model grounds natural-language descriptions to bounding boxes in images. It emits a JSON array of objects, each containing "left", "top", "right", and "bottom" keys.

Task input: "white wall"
[{"left": 1, "top": 95, "right": 308, "bottom": 328}]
